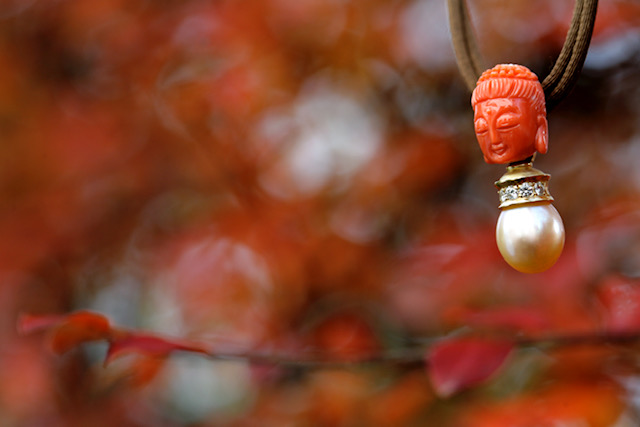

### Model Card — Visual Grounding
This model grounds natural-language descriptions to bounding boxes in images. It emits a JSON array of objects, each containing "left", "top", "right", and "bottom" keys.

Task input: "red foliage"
[
  {"left": 105, "top": 333, "right": 209, "bottom": 366},
  {"left": 19, "top": 311, "right": 112, "bottom": 354},
  {"left": 426, "top": 337, "right": 514, "bottom": 398},
  {"left": 19, "top": 311, "right": 210, "bottom": 387},
  {"left": 115, "top": 357, "right": 168, "bottom": 388},
  {"left": 459, "top": 380, "right": 624, "bottom": 427},
  {"left": 17, "top": 313, "right": 69, "bottom": 335},
  {"left": 308, "top": 312, "right": 381, "bottom": 361},
  {"left": 598, "top": 275, "right": 640, "bottom": 333}
]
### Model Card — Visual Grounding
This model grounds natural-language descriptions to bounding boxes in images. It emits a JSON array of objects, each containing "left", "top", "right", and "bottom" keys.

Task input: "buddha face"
[{"left": 474, "top": 97, "right": 547, "bottom": 164}]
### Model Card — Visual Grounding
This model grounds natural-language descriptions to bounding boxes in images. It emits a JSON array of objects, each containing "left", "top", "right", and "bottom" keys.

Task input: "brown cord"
[{"left": 447, "top": 0, "right": 598, "bottom": 111}]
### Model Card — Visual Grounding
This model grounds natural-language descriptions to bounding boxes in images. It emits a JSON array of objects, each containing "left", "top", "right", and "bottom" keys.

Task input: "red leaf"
[
  {"left": 311, "top": 313, "right": 380, "bottom": 361},
  {"left": 48, "top": 311, "right": 113, "bottom": 354},
  {"left": 427, "top": 337, "right": 513, "bottom": 398},
  {"left": 105, "top": 333, "right": 209, "bottom": 366},
  {"left": 123, "top": 357, "right": 167, "bottom": 388},
  {"left": 18, "top": 311, "right": 113, "bottom": 354},
  {"left": 598, "top": 276, "right": 640, "bottom": 333},
  {"left": 17, "top": 313, "right": 66, "bottom": 335}
]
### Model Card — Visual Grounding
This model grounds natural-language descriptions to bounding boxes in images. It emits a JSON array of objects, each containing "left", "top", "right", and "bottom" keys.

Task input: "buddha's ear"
[{"left": 535, "top": 115, "right": 548, "bottom": 154}]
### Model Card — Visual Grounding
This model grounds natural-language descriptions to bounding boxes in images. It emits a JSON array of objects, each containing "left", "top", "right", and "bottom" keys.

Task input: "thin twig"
[{"left": 187, "top": 331, "right": 640, "bottom": 367}]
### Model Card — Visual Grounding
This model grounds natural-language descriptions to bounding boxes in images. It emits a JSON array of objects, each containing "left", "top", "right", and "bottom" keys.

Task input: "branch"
[{"left": 18, "top": 311, "right": 640, "bottom": 368}]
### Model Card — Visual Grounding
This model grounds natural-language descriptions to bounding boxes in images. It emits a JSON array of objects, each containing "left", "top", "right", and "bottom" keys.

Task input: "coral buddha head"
[{"left": 471, "top": 64, "right": 548, "bottom": 164}]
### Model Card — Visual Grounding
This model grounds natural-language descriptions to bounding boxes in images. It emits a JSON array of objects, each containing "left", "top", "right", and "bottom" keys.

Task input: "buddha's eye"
[
  {"left": 474, "top": 118, "right": 488, "bottom": 134},
  {"left": 497, "top": 113, "right": 519, "bottom": 130}
]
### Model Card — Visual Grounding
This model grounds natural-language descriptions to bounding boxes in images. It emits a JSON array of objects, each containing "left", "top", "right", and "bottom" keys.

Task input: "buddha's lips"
[{"left": 490, "top": 143, "right": 507, "bottom": 154}]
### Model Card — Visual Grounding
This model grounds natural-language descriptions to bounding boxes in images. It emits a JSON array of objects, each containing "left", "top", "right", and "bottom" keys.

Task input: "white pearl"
[{"left": 496, "top": 203, "right": 565, "bottom": 274}]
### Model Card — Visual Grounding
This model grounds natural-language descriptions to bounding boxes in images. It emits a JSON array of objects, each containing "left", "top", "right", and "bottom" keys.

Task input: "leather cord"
[{"left": 447, "top": 0, "right": 599, "bottom": 111}]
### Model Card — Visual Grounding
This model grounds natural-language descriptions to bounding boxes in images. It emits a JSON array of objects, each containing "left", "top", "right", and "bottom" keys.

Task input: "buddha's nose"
[{"left": 489, "top": 126, "right": 500, "bottom": 143}]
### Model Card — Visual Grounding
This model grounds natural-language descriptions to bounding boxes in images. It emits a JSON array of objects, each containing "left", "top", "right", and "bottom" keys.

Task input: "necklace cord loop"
[{"left": 447, "top": 0, "right": 599, "bottom": 111}]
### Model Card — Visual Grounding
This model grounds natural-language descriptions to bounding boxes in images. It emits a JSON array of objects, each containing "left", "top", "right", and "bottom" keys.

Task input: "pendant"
[
  {"left": 472, "top": 64, "right": 565, "bottom": 273},
  {"left": 494, "top": 162, "right": 564, "bottom": 273}
]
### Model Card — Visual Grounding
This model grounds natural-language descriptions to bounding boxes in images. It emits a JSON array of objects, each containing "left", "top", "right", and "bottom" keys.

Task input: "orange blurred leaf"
[
  {"left": 427, "top": 337, "right": 513, "bottom": 398},
  {"left": 460, "top": 380, "right": 624, "bottom": 427},
  {"left": 311, "top": 313, "right": 380, "bottom": 361},
  {"left": 48, "top": 311, "right": 113, "bottom": 354},
  {"left": 598, "top": 275, "right": 640, "bottom": 333},
  {"left": 17, "top": 313, "right": 66, "bottom": 335},
  {"left": 18, "top": 311, "right": 113, "bottom": 354},
  {"left": 123, "top": 357, "right": 167, "bottom": 388},
  {"left": 105, "top": 332, "right": 209, "bottom": 366}
]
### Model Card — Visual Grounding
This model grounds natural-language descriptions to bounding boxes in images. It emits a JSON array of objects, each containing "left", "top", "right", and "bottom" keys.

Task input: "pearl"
[{"left": 496, "top": 203, "right": 565, "bottom": 274}]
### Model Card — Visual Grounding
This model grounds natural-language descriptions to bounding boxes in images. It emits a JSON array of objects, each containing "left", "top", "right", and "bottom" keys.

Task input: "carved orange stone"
[{"left": 471, "top": 64, "right": 548, "bottom": 165}]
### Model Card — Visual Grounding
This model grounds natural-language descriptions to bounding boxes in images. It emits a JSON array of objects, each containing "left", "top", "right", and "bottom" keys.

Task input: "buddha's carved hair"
[{"left": 471, "top": 64, "right": 546, "bottom": 116}]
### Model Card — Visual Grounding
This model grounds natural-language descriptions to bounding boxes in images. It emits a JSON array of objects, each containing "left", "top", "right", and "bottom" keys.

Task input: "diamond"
[
  {"left": 504, "top": 186, "right": 518, "bottom": 200},
  {"left": 534, "top": 182, "right": 547, "bottom": 197},
  {"left": 499, "top": 188, "right": 508, "bottom": 203},
  {"left": 519, "top": 182, "right": 534, "bottom": 198}
]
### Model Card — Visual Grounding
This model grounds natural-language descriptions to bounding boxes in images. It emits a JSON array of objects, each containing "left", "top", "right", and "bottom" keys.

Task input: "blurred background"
[{"left": 2, "top": 0, "right": 640, "bottom": 425}]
